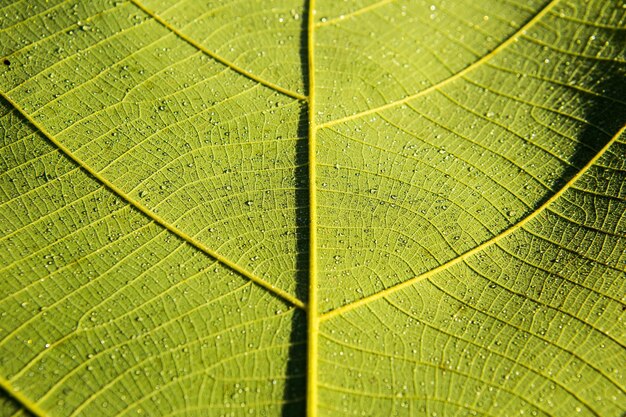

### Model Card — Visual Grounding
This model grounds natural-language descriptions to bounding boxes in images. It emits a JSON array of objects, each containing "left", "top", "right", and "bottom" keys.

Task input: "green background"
[{"left": 1, "top": 0, "right": 624, "bottom": 416}]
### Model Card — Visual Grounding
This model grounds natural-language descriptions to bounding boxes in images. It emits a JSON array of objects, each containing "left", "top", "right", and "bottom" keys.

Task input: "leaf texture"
[{"left": 0, "top": 0, "right": 624, "bottom": 416}]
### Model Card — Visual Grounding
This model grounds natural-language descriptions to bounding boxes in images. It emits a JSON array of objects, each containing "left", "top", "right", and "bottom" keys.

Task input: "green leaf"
[{"left": 1, "top": 0, "right": 624, "bottom": 416}]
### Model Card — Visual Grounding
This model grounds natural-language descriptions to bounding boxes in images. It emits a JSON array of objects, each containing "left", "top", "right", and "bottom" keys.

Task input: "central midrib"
[{"left": 305, "top": 0, "right": 319, "bottom": 416}]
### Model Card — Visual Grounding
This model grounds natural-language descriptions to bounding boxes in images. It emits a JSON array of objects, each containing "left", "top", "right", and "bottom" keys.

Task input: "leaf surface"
[{"left": 0, "top": 0, "right": 625, "bottom": 416}]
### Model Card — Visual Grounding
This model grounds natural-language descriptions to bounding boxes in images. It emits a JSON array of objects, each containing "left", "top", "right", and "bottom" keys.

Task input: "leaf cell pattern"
[{"left": 0, "top": 0, "right": 624, "bottom": 416}]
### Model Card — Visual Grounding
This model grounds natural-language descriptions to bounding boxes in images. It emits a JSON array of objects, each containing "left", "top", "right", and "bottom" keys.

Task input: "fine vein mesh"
[
  {"left": 140, "top": 0, "right": 307, "bottom": 96},
  {"left": 0, "top": 0, "right": 307, "bottom": 298},
  {"left": 320, "top": 136, "right": 626, "bottom": 416},
  {"left": 315, "top": 0, "right": 626, "bottom": 311},
  {"left": 314, "top": 0, "right": 548, "bottom": 122},
  {"left": 0, "top": 100, "right": 304, "bottom": 416},
  {"left": 0, "top": 0, "right": 625, "bottom": 416},
  {"left": 318, "top": 132, "right": 626, "bottom": 416}
]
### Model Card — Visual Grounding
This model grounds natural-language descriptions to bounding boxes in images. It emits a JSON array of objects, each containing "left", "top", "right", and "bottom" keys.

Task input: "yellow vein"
[
  {"left": 129, "top": 0, "right": 307, "bottom": 101},
  {"left": 0, "top": 376, "right": 49, "bottom": 417},
  {"left": 0, "top": 91, "right": 305, "bottom": 310},
  {"left": 306, "top": 1, "right": 319, "bottom": 416},
  {"left": 321, "top": 123, "right": 626, "bottom": 320},
  {"left": 315, "top": 0, "right": 396, "bottom": 27},
  {"left": 317, "top": 0, "right": 560, "bottom": 129}
]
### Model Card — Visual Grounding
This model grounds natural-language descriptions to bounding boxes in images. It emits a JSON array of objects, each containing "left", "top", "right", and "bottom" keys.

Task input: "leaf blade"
[{"left": 1, "top": 1, "right": 624, "bottom": 416}]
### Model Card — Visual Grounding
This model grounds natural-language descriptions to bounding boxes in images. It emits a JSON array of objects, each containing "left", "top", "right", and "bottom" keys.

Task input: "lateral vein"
[
  {"left": 0, "top": 376, "right": 50, "bottom": 417},
  {"left": 320, "top": 123, "right": 626, "bottom": 321},
  {"left": 0, "top": 90, "right": 305, "bottom": 310},
  {"left": 129, "top": 0, "right": 307, "bottom": 101},
  {"left": 317, "top": 0, "right": 560, "bottom": 129}
]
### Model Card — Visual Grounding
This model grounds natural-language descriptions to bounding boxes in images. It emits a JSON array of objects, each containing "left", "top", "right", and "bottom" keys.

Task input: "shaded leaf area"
[
  {"left": 319, "top": 130, "right": 626, "bottom": 416},
  {"left": 313, "top": 3, "right": 625, "bottom": 310},
  {"left": 0, "top": 393, "right": 33, "bottom": 417},
  {"left": 0, "top": 0, "right": 625, "bottom": 417}
]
